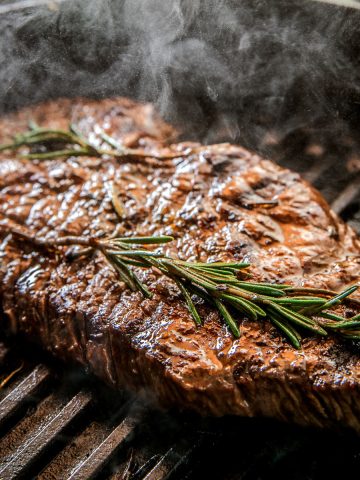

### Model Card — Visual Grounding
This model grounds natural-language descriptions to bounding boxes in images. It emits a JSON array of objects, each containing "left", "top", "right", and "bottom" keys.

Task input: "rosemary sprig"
[
  {"left": 0, "top": 122, "right": 185, "bottom": 161},
  {"left": 8, "top": 226, "right": 359, "bottom": 349}
]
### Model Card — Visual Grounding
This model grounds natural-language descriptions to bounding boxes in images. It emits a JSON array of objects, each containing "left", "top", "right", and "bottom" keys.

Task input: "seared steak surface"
[{"left": 0, "top": 98, "right": 360, "bottom": 430}]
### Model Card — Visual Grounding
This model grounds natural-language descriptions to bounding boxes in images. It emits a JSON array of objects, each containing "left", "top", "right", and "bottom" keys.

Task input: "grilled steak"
[{"left": 0, "top": 98, "right": 360, "bottom": 431}]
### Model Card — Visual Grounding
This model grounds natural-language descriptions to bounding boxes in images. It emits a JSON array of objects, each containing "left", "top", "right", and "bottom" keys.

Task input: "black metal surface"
[
  {"left": 0, "top": 390, "right": 92, "bottom": 480},
  {"left": 67, "top": 409, "right": 139, "bottom": 480},
  {"left": 0, "top": 345, "right": 205, "bottom": 480},
  {"left": 1, "top": 358, "right": 360, "bottom": 480},
  {"left": 0, "top": 364, "right": 50, "bottom": 427}
]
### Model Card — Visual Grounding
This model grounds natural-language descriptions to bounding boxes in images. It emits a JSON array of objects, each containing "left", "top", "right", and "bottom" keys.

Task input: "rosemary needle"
[
  {"left": 0, "top": 123, "right": 187, "bottom": 161},
  {"left": 1, "top": 123, "right": 358, "bottom": 347},
  {"left": 7, "top": 225, "right": 360, "bottom": 349}
]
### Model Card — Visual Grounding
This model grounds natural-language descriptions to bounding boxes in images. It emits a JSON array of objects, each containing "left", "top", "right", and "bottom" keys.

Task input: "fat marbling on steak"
[{"left": 0, "top": 98, "right": 359, "bottom": 430}]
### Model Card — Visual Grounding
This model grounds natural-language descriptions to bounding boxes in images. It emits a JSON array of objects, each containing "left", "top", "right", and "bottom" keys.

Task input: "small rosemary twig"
[
  {"left": 0, "top": 122, "right": 186, "bottom": 162},
  {"left": 0, "top": 362, "right": 24, "bottom": 389},
  {"left": 7, "top": 225, "right": 359, "bottom": 349}
]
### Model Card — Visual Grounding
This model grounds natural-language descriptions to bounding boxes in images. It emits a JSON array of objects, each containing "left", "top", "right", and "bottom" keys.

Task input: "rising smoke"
[{"left": 0, "top": 0, "right": 360, "bottom": 150}]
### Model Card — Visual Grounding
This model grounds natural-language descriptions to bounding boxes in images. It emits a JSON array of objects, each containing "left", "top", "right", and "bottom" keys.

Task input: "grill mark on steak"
[{"left": 0, "top": 97, "right": 360, "bottom": 430}]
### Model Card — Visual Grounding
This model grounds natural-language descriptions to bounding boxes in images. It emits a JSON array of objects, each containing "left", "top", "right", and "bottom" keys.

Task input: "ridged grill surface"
[
  {"left": 2, "top": 341, "right": 360, "bottom": 480},
  {"left": 0, "top": 344, "right": 202, "bottom": 480}
]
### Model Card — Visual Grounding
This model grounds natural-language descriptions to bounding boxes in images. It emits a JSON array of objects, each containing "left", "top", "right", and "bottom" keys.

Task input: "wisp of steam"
[{"left": 0, "top": 0, "right": 360, "bottom": 151}]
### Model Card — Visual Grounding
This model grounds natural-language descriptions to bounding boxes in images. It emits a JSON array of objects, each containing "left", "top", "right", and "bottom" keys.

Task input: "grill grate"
[
  {"left": 3, "top": 351, "right": 360, "bottom": 480},
  {"left": 0, "top": 343, "right": 204, "bottom": 480}
]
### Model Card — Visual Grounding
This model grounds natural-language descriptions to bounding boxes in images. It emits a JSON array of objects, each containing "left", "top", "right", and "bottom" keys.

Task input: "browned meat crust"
[{"left": 0, "top": 97, "right": 360, "bottom": 430}]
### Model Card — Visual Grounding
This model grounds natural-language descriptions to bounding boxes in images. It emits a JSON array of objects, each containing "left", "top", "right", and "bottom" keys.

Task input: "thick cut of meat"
[{"left": 0, "top": 98, "right": 360, "bottom": 431}]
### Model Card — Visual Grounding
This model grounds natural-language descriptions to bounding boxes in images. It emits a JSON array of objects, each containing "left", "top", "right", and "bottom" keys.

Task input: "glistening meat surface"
[{"left": 0, "top": 98, "right": 360, "bottom": 430}]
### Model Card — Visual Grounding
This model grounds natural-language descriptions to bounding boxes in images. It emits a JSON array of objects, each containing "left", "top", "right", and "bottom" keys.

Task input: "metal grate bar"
[
  {"left": 67, "top": 412, "right": 139, "bottom": 480},
  {"left": 142, "top": 440, "right": 199, "bottom": 480},
  {"left": 38, "top": 421, "right": 113, "bottom": 479},
  {"left": 0, "top": 389, "right": 92, "bottom": 480},
  {"left": 0, "top": 364, "right": 50, "bottom": 426}
]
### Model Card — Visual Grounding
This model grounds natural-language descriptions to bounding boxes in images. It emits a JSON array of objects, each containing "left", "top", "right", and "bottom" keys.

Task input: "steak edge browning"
[{"left": 0, "top": 98, "right": 360, "bottom": 431}]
